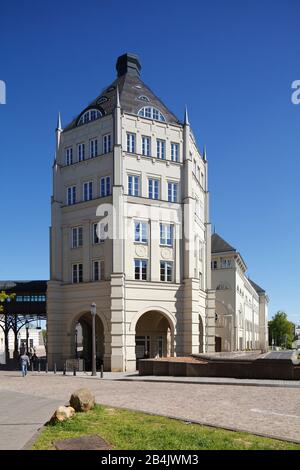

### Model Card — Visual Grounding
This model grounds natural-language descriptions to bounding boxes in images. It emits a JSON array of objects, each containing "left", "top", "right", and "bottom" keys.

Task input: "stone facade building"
[
  {"left": 47, "top": 53, "right": 216, "bottom": 371},
  {"left": 211, "top": 233, "right": 268, "bottom": 352}
]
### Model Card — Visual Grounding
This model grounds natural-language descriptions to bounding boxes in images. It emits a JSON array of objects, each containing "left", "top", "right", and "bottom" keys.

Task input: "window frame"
[{"left": 134, "top": 259, "right": 148, "bottom": 281}]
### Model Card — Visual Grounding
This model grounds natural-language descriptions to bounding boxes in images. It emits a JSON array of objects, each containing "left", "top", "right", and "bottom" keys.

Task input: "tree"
[
  {"left": 0, "top": 291, "right": 16, "bottom": 363},
  {"left": 268, "top": 311, "right": 294, "bottom": 349}
]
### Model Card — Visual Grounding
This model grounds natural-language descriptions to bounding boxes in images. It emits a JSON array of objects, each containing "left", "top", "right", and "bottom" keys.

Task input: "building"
[
  {"left": 47, "top": 52, "right": 216, "bottom": 372},
  {"left": 211, "top": 233, "right": 268, "bottom": 352},
  {"left": 0, "top": 280, "right": 47, "bottom": 363}
]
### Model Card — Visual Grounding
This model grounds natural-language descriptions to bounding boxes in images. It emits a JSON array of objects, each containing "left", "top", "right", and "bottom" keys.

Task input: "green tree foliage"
[
  {"left": 0, "top": 291, "right": 15, "bottom": 313},
  {"left": 268, "top": 311, "right": 294, "bottom": 349}
]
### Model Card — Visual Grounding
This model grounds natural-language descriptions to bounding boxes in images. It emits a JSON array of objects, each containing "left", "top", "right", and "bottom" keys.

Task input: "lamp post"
[
  {"left": 25, "top": 320, "right": 29, "bottom": 354},
  {"left": 90, "top": 303, "right": 97, "bottom": 376},
  {"left": 75, "top": 327, "right": 78, "bottom": 359}
]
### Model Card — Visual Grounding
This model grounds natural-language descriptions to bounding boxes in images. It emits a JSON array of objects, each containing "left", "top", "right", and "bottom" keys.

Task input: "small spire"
[
  {"left": 203, "top": 145, "right": 207, "bottom": 161},
  {"left": 116, "top": 85, "right": 121, "bottom": 108},
  {"left": 56, "top": 112, "right": 62, "bottom": 131},
  {"left": 184, "top": 105, "right": 190, "bottom": 126}
]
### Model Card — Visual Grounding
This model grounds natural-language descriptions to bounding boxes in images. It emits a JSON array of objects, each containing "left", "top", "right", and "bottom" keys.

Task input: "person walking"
[{"left": 20, "top": 352, "right": 30, "bottom": 377}]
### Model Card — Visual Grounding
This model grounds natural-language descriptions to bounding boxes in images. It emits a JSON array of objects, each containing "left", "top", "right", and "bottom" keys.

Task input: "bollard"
[
  {"left": 63, "top": 363, "right": 66, "bottom": 376},
  {"left": 31, "top": 362, "right": 34, "bottom": 372},
  {"left": 45, "top": 362, "right": 48, "bottom": 373},
  {"left": 38, "top": 361, "right": 41, "bottom": 373},
  {"left": 100, "top": 364, "right": 104, "bottom": 378},
  {"left": 73, "top": 367, "right": 76, "bottom": 376},
  {"left": 54, "top": 363, "right": 57, "bottom": 374}
]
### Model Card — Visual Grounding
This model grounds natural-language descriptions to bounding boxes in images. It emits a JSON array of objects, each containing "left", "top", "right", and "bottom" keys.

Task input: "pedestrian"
[{"left": 20, "top": 352, "right": 30, "bottom": 377}]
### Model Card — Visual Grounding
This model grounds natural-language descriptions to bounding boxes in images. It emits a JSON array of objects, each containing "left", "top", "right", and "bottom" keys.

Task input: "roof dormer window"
[
  {"left": 77, "top": 109, "right": 102, "bottom": 126},
  {"left": 137, "top": 95, "right": 150, "bottom": 102},
  {"left": 138, "top": 106, "right": 165, "bottom": 122}
]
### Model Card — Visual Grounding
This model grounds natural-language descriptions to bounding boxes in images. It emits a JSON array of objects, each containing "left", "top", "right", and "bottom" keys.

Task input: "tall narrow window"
[
  {"left": 72, "top": 263, "right": 83, "bottom": 283},
  {"left": 134, "top": 221, "right": 148, "bottom": 243},
  {"left": 160, "top": 224, "right": 173, "bottom": 246},
  {"left": 157, "top": 139, "right": 165, "bottom": 159},
  {"left": 134, "top": 259, "right": 148, "bottom": 280},
  {"left": 103, "top": 134, "right": 112, "bottom": 154},
  {"left": 67, "top": 186, "right": 76, "bottom": 205},
  {"left": 142, "top": 136, "right": 151, "bottom": 156},
  {"left": 170, "top": 143, "right": 179, "bottom": 162},
  {"left": 127, "top": 133, "right": 135, "bottom": 153},
  {"left": 93, "top": 260, "right": 105, "bottom": 281},
  {"left": 72, "top": 227, "right": 83, "bottom": 248},
  {"left": 77, "top": 143, "right": 85, "bottom": 162},
  {"left": 148, "top": 178, "right": 159, "bottom": 200},
  {"left": 65, "top": 147, "right": 73, "bottom": 166},
  {"left": 83, "top": 181, "right": 93, "bottom": 201},
  {"left": 90, "top": 139, "right": 98, "bottom": 158},
  {"left": 167, "top": 182, "right": 178, "bottom": 202},
  {"left": 128, "top": 175, "right": 139, "bottom": 196},
  {"left": 160, "top": 261, "right": 173, "bottom": 282},
  {"left": 93, "top": 222, "right": 105, "bottom": 244},
  {"left": 100, "top": 176, "right": 111, "bottom": 197}
]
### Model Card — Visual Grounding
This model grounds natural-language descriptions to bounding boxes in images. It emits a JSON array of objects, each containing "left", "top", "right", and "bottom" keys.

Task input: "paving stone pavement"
[{"left": 0, "top": 371, "right": 299, "bottom": 449}]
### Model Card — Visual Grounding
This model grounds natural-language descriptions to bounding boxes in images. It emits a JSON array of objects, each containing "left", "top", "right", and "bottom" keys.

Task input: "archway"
[
  {"left": 74, "top": 312, "right": 104, "bottom": 370},
  {"left": 135, "top": 310, "right": 173, "bottom": 363}
]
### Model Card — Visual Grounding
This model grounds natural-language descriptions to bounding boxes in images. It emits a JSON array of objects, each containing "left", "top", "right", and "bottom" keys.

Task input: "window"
[
  {"left": 134, "top": 221, "right": 148, "bottom": 243},
  {"left": 72, "top": 263, "right": 83, "bottom": 283},
  {"left": 100, "top": 176, "right": 111, "bottom": 197},
  {"left": 167, "top": 182, "right": 178, "bottom": 202},
  {"left": 157, "top": 139, "right": 165, "bottom": 160},
  {"left": 103, "top": 134, "right": 112, "bottom": 154},
  {"left": 142, "top": 136, "right": 151, "bottom": 156},
  {"left": 78, "top": 109, "right": 102, "bottom": 126},
  {"left": 83, "top": 181, "right": 93, "bottom": 201},
  {"left": 90, "top": 139, "right": 98, "bottom": 158},
  {"left": 127, "top": 133, "right": 135, "bottom": 153},
  {"left": 138, "top": 107, "right": 165, "bottom": 122},
  {"left": 65, "top": 147, "right": 73, "bottom": 166},
  {"left": 137, "top": 95, "right": 150, "bottom": 102},
  {"left": 212, "top": 260, "right": 218, "bottom": 270},
  {"left": 160, "top": 261, "right": 173, "bottom": 282},
  {"left": 171, "top": 143, "right": 179, "bottom": 162},
  {"left": 72, "top": 227, "right": 83, "bottom": 248},
  {"left": 77, "top": 143, "right": 85, "bottom": 162},
  {"left": 200, "top": 172, "right": 204, "bottom": 187},
  {"left": 67, "top": 186, "right": 76, "bottom": 205},
  {"left": 148, "top": 178, "right": 159, "bottom": 200},
  {"left": 128, "top": 175, "right": 139, "bottom": 196},
  {"left": 93, "top": 260, "right": 105, "bottom": 281},
  {"left": 221, "top": 258, "right": 231, "bottom": 268},
  {"left": 160, "top": 224, "right": 173, "bottom": 246},
  {"left": 134, "top": 259, "right": 148, "bottom": 280},
  {"left": 93, "top": 222, "right": 105, "bottom": 244}
]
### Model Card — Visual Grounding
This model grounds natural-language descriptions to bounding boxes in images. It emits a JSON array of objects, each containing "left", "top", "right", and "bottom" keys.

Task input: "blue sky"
[{"left": 0, "top": 0, "right": 299, "bottom": 324}]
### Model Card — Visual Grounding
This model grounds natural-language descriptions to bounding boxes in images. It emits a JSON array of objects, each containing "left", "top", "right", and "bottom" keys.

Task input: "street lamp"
[
  {"left": 90, "top": 303, "right": 97, "bottom": 376},
  {"left": 25, "top": 320, "right": 29, "bottom": 354}
]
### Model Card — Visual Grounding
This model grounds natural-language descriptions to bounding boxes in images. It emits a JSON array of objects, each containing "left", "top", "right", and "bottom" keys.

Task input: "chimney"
[{"left": 116, "top": 53, "right": 141, "bottom": 77}]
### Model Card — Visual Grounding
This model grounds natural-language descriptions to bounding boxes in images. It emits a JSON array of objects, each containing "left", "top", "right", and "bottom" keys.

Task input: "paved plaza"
[{"left": 0, "top": 371, "right": 299, "bottom": 449}]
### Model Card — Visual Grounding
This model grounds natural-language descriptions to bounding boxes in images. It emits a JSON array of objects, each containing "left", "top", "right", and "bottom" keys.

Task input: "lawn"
[{"left": 32, "top": 405, "right": 300, "bottom": 450}]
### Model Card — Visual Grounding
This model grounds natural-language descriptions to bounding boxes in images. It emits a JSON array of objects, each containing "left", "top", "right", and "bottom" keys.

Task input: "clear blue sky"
[{"left": 0, "top": 0, "right": 299, "bottom": 324}]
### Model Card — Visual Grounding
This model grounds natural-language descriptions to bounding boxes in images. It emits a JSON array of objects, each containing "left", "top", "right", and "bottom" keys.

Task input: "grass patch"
[{"left": 32, "top": 405, "right": 300, "bottom": 450}]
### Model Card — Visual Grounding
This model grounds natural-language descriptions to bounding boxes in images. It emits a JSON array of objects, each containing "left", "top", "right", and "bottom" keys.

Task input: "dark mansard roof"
[{"left": 63, "top": 53, "right": 180, "bottom": 132}]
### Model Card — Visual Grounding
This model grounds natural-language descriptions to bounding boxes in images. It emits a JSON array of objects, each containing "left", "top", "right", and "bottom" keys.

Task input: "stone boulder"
[
  {"left": 49, "top": 406, "right": 75, "bottom": 424},
  {"left": 69, "top": 388, "right": 95, "bottom": 412}
]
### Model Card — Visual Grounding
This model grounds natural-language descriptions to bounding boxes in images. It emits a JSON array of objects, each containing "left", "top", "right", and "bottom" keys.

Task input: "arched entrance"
[
  {"left": 74, "top": 312, "right": 104, "bottom": 370},
  {"left": 135, "top": 311, "right": 173, "bottom": 363}
]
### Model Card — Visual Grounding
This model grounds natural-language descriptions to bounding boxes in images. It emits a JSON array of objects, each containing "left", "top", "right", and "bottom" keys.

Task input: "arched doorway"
[
  {"left": 135, "top": 311, "right": 173, "bottom": 364},
  {"left": 74, "top": 312, "right": 104, "bottom": 370}
]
